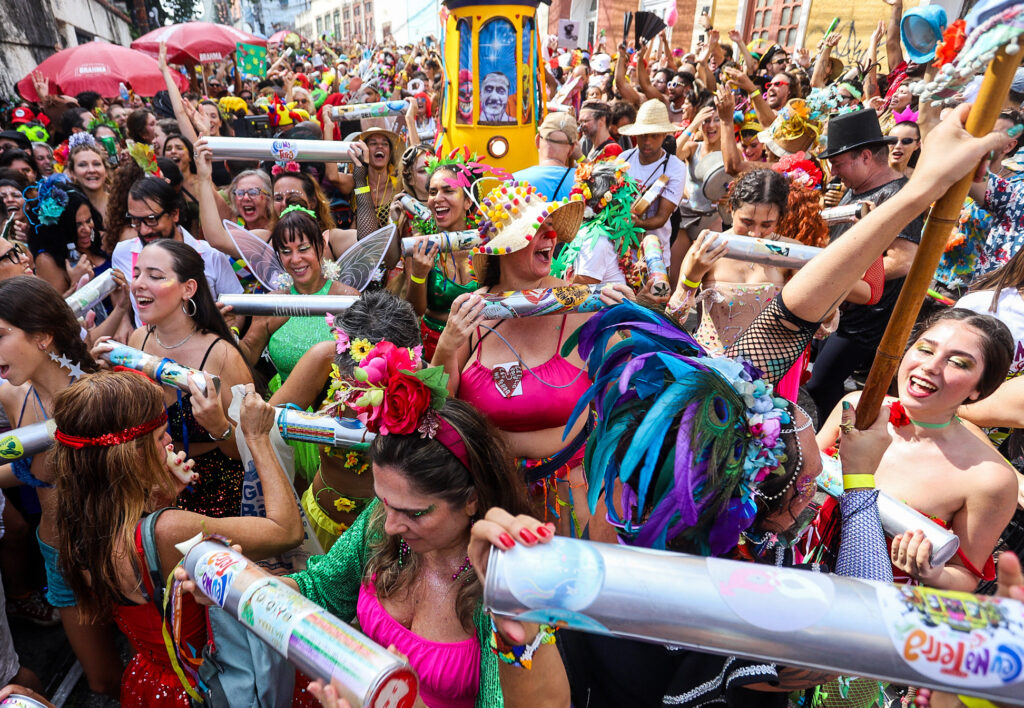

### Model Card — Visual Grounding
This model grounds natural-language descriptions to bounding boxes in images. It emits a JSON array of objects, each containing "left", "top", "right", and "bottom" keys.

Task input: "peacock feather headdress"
[{"left": 563, "top": 301, "right": 793, "bottom": 556}]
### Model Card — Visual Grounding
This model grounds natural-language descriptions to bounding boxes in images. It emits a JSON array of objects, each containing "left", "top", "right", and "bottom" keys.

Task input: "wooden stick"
[{"left": 855, "top": 43, "right": 1024, "bottom": 430}]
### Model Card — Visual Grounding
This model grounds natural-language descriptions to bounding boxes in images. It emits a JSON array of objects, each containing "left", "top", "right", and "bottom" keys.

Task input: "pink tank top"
[
  {"left": 356, "top": 584, "right": 479, "bottom": 708},
  {"left": 456, "top": 315, "right": 591, "bottom": 433}
]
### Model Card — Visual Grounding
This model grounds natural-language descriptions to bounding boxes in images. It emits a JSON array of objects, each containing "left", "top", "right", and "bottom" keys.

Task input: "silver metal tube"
[
  {"left": 641, "top": 234, "right": 670, "bottom": 297},
  {"left": 99, "top": 344, "right": 219, "bottom": 395},
  {"left": 0, "top": 420, "right": 56, "bottom": 462},
  {"left": 275, "top": 408, "right": 375, "bottom": 447},
  {"left": 182, "top": 540, "right": 418, "bottom": 708},
  {"left": 479, "top": 284, "right": 609, "bottom": 319},
  {"left": 401, "top": 231, "right": 484, "bottom": 256},
  {"left": 396, "top": 194, "right": 432, "bottom": 222},
  {"left": 218, "top": 294, "right": 358, "bottom": 317},
  {"left": 65, "top": 270, "right": 118, "bottom": 317},
  {"left": 330, "top": 100, "right": 409, "bottom": 120},
  {"left": 716, "top": 233, "right": 822, "bottom": 269},
  {"left": 818, "top": 455, "right": 960, "bottom": 566},
  {"left": 821, "top": 203, "right": 870, "bottom": 224},
  {"left": 204, "top": 136, "right": 357, "bottom": 163},
  {"left": 484, "top": 538, "right": 1024, "bottom": 704}
]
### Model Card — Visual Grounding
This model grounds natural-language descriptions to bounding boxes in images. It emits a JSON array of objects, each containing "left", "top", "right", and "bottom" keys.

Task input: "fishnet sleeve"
[
  {"left": 724, "top": 295, "right": 820, "bottom": 385},
  {"left": 835, "top": 489, "right": 893, "bottom": 583}
]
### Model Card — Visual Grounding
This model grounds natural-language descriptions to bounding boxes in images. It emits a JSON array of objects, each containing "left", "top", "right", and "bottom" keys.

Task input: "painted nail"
[
  {"left": 536, "top": 526, "right": 552, "bottom": 538},
  {"left": 519, "top": 529, "right": 537, "bottom": 544},
  {"left": 842, "top": 400, "right": 851, "bottom": 411},
  {"left": 498, "top": 533, "right": 515, "bottom": 549}
]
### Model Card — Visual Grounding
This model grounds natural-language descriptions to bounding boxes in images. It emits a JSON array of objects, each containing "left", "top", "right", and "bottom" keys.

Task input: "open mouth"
[
  {"left": 0, "top": 365, "right": 9, "bottom": 379},
  {"left": 373, "top": 150, "right": 386, "bottom": 161},
  {"left": 135, "top": 295, "right": 154, "bottom": 310},
  {"left": 891, "top": 149, "right": 904, "bottom": 160},
  {"left": 240, "top": 204, "right": 258, "bottom": 219},
  {"left": 290, "top": 264, "right": 310, "bottom": 279},
  {"left": 907, "top": 375, "right": 938, "bottom": 397},
  {"left": 535, "top": 245, "right": 553, "bottom": 266},
  {"left": 434, "top": 205, "right": 450, "bottom": 220}
]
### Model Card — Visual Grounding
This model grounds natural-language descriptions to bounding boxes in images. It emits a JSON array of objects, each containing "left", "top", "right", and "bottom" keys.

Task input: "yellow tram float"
[{"left": 439, "top": 0, "right": 547, "bottom": 173}]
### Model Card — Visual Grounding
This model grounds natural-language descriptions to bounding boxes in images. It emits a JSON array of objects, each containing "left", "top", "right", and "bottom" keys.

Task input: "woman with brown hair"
[
  {"left": 0, "top": 276, "right": 120, "bottom": 696},
  {"left": 52, "top": 370, "right": 302, "bottom": 706}
]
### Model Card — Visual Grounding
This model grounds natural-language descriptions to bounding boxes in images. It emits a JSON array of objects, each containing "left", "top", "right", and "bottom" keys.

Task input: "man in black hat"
[{"left": 805, "top": 108, "right": 925, "bottom": 422}]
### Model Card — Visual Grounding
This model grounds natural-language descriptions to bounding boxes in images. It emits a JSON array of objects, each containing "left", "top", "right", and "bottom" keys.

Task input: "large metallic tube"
[
  {"left": 485, "top": 538, "right": 1024, "bottom": 705},
  {"left": 218, "top": 294, "right": 359, "bottom": 317},
  {"left": 204, "top": 137, "right": 357, "bottom": 163}
]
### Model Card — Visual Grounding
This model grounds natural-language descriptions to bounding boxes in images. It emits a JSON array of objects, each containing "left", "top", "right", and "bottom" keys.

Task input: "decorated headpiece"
[
  {"left": 757, "top": 99, "right": 821, "bottom": 157},
  {"left": 87, "top": 109, "right": 123, "bottom": 140},
  {"left": 323, "top": 324, "right": 469, "bottom": 467},
  {"left": 54, "top": 410, "right": 168, "bottom": 449},
  {"left": 425, "top": 146, "right": 509, "bottom": 230},
  {"left": 893, "top": 106, "right": 920, "bottom": 124},
  {"left": 553, "top": 160, "right": 644, "bottom": 287},
  {"left": 475, "top": 181, "right": 585, "bottom": 256},
  {"left": 218, "top": 96, "right": 249, "bottom": 120},
  {"left": 563, "top": 301, "right": 795, "bottom": 555},
  {"left": 771, "top": 151, "right": 824, "bottom": 190},
  {"left": 23, "top": 174, "right": 72, "bottom": 227},
  {"left": 17, "top": 123, "right": 49, "bottom": 144},
  {"left": 127, "top": 140, "right": 161, "bottom": 177}
]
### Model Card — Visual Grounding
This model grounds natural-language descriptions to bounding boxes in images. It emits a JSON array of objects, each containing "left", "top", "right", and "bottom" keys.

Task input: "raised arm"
[
  {"left": 635, "top": 45, "right": 665, "bottom": 102},
  {"left": 884, "top": 0, "right": 905, "bottom": 70},
  {"left": 159, "top": 42, "right": 200, "bottom": 144},
  {"left": 193, "top": 139, "right": 241, "bottom": 260},
  {"left": 810, "top": 34, "right": 839, "bottom": 89},
  {"left": 716, "top": 86, "right": 765, "bottom": 176},
  {"left": 615, "top": 44, "right": 646, "bottom": 107},
  {"left": 729, "top": 30, "right": 759, "bottom": 75}
]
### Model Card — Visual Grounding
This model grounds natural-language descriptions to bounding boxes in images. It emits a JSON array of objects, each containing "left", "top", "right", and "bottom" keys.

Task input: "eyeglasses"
[
  {"left": 892, "top": 136, "right": 918, "bottom": 145},
  {"left": 274, "top": 190, "right": 307, "bottom": 203},
  {"left": 767, "top": 80, "right": 790, "bottom": 88},
  {"left": 125, "top": 210, "right": 167, "bottom": 229},
  {"left": 232, "top": 188, "right": 268, "bottom": 199},
  {"left": 0, "top": 241, "right": 26, "bottom": 266},
  {"left": 772, "top": 57, "right": 789, "bottom": 64}
]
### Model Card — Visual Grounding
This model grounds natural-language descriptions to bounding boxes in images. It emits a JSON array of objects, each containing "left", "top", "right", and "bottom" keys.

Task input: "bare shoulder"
[
  {"left": 307, "top": 339, "right": 337, "bottom": 364},
  {"left": 957, "top": 427, "right": 1019, "bottom": 495},
  {"left": 0, "top": 382, "right": 27, "bottom": 419},
  {"left": 127, "top": 326, "right": 147, "bottom": 348}
]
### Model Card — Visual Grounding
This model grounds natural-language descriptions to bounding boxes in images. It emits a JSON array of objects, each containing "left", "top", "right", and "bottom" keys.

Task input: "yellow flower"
[
  {"left": 344, "top": 451, "right": 360, "bottom": 468},
  {"left": 333, "top": 496, "right": 357, "bottom": 513},
  {"left": 350, "top": 338, "right": 373, "bottom": 362}
]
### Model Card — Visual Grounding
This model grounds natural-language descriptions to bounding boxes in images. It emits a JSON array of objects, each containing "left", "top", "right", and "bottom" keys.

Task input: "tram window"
[
  {"left": 457, "top": 19, "right": 473, "bottom": 124},
  {"left": 478, "top": 19, "right": 517, "bottom": 125}
]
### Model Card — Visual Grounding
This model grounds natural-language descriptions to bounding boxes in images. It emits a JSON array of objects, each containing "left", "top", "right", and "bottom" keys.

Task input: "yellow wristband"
[
  {"left": 354, "top": 185, "right": 370, "bottom": 194},
  {"left": 842, "top": 474, "right": 875, "bottom": 490},
  {"left": 682, "top": 277, "right": 701, "bottom": 289},
  {"left": 409, "top": 273, "right": 427, "bottom": 284},
  {"left": 749, "top": 89, "right": 761, "bottom": 98}
]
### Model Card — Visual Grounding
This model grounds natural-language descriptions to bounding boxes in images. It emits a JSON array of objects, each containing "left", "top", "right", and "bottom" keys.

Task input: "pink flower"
[
  {"left": 360, "top": 358, "right": 388, "bottom": 385},
  {"left": 334, "top": 328, "right": 350, "bottom": 354}
]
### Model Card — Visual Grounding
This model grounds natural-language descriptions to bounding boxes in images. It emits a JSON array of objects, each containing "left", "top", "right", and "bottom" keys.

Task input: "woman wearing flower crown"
[
  {"left": 66, "top": 136, "right": 111, "bottom": 232},
  {"left": 51, "top": 370, "right": 303, "bottom": 707},
  {"left": 463, "top": 105, "right": 1010, "bottom": 706},
  {"left": 404, "top": 153, "right": 483, "bottom": 360},
  {"left": 0, "top": 276, "right": 121, "bottom": 696},
  {"left": 275, "top": 349, "right": 532, "bottom": 708},
  {"left": 105, "top": 239, "right": 253, "bottom": 519},
  {"left": 433, "top": 181, "right": 630, "bottom": 540}
]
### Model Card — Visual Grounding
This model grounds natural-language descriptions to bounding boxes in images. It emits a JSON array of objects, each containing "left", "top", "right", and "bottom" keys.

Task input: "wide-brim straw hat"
[
  {"left": 474, "top": 181, "right": 585, "bottom": 255},
  {"left": 618, "top": 99, "right": 677, "bottom": 136},
  {"left": 358, "top": 127, "right": 404, "bottom": 170}
]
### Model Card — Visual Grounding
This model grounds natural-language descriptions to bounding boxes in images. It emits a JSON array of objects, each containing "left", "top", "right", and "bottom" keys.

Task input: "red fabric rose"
[
  {"left": 888, "top": 400, "right": 911, "bottom": 428},
  {"left": 378, "top": 373, "right": 432, "bottom": 435}
]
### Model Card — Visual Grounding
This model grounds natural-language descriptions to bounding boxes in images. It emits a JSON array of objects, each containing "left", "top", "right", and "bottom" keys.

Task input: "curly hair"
[
  {"left": 104, "top": 158, "right": 146, "bottom": 252},
  {"left": 68, "top": 143, "right": 112, "bottom": 193},
  {"left": 775, "top": 184, "right": 828, "bottom": 248}
]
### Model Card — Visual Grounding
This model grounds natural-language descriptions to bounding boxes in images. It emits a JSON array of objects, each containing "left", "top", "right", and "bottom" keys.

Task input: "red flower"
[
  {"left": 888, "top": 400, "right": 911, "bottom": 428},
  {"left": 379, "top": 373, "right": 432, "bottom": 435}
]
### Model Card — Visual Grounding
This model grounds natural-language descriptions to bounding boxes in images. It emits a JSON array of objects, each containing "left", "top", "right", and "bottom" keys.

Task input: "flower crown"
[
  {"left": 427, "top": 146, "right": 511, "bottom": 216},
  {"left": 569, "top": 159, "right": 634, "bottom": 216},
  {"left": 68, "top": 132, "right": 98, "bottom": 151},
  {"left": 87, "top": 110, "right": 122, "bottom": 140},
  {"left": 771, "top": 151, "right": 823, "bottom": 190},
  {"left": 127, "top": 140, "right": 161, "bottom": 177},
  {"left": 23, "top": 174, "right": 71, "bottom": 226},
  {"left": 272, "top": 161, "right": 301, "bottom": 176},
  {"left": 323, "top": 317, "right": 444, "bottom": 437}
]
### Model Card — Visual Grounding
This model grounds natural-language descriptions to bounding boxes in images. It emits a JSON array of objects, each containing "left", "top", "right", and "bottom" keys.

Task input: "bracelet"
[
  {"left": 749, "top": 88, "right": 761, "bottom": 98},
  {"left": 409, "top": 273, "right": 427, "bottom": 284},
  {"left": 354, "top": 185, "right": 370, "bottom": 195},
  {"left": 489, "top": 616, "right": 557, "bottom": 669},
  {"left": 216, "top": 425, "right": 234, "bottom": 441},
  {"left": 682, "top": 276, "right": 701, "bottom": 289},
  {"left": 842, "top": 474, "right": 875, "bottom": 490}
]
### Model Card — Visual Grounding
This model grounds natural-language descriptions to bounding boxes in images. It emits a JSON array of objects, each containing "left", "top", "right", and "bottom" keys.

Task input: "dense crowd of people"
[{"left": 0, "top": 2, "right": 1024, "bottom": 707}]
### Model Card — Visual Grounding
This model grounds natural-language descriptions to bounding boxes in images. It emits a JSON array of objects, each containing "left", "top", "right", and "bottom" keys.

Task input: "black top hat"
[
  {"left": 819, "top": 109, "right": 897, "bottom": 159},
  {"left": 0, "top": 130, "right": 30, "bottom": 151},
  {"left": 757, "top": 44, "right": 786, "bottom": 73}
]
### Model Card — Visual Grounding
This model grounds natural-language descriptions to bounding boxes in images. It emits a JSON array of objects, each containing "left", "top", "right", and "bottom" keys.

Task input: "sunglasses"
[
  {"left": 125, "top": 210, "right": 167, "bottom": 229},
  {"left": 767, "top": 80, "right": 790, "bottom": 88},
  {"left": 232, "top": 188, "right": 268, "bottom": 199},
  {"left": 0, "top": 241, "right": 26, "bottom": 266},
  {"left": 892, "top": 137, "right": 918, "bottom": 145}
]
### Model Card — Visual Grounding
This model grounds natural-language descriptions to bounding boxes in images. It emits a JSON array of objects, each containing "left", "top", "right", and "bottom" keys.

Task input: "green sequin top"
[
  {"left": 423, "top": 264, "right": 478, "bottom": 333},
  {"left": 287, "top": 500, "right": 504, "bottom": 708},
  {"left": 267, "top": 280, "right": 334, "bottom": 383}
]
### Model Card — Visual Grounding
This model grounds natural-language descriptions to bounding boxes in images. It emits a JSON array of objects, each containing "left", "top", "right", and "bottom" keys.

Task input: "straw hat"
[
  {"left": 475, "top": 181, "right": 585, "bottom": 255},
  {"left": 757, "top": 99, "right": 821, "bottom": 157},
  {"left": 358, "top": 127, "right": 403, "bottom": 170},
  {"left": 618, "top": 99, "right": 678, "bottom": 136}
]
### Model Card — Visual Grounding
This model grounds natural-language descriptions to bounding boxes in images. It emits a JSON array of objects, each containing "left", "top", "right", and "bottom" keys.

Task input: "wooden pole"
[{"left": 855, "top": 43, "right": 1024, "bottom": 430}]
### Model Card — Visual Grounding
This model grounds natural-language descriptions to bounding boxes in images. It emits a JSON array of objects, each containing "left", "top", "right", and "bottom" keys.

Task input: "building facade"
[
  {"left": 296, "top": 0, "right": 376, "bottom": 42},
  {"left": 546, "top": 0, "right": 698, "bottom": 56}
]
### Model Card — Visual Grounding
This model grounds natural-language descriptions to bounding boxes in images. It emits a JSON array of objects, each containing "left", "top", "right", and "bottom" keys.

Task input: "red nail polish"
[
  {"left": 498, "top": 533, "right": 515, "bottom": 549},
  {"left": 520, "top": 529, "right": 537, "bottom": 543},
  {"left": 536, "top": 526, "right": 551, "bottom": 538}
]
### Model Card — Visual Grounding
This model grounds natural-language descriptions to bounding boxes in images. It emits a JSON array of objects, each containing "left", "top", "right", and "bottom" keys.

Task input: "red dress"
[{"left": 112, "top": 522, "right": 208, "bottom": 707}]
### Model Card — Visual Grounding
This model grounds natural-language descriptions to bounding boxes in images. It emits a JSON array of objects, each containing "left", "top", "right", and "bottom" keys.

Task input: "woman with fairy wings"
[{"left": 464, "top": 106, "right": 1009, "bottom": 707}]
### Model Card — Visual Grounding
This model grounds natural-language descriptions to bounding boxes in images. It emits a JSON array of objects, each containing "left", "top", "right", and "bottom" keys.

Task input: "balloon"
[{"left": 666, "top": 6, "right": 678, "bottom": 27}]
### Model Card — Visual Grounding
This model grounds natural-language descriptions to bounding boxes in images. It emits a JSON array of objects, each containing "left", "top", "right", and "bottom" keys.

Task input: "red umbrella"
[
  {"left": 132, "top": 22, "right": 267, "bottom": 65},
  {"left": 16, "top": 41, "right": 188, "bottom": 101}
]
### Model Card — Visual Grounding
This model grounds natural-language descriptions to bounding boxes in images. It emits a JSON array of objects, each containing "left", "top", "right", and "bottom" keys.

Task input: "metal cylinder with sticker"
[
  {"left": 0, "top": 420, "right": 56, "bottom": 462},
  {"left": 204, "top": 137, "right": 357, "bottom": 163},
  {"left": 400, "top": 230, "right": 484, "bottom": 256},
  {"left": 99, "top": 344, "right": 220, "bottom": 395},
  {"left": 0, "top": 695, "right": 50, "bottom": 708},
  {"left": 217, "top": 294, "right": 358, "bottom": 317},
  {"left": 484, "top": 537, "right": 1024, "bottom": 705},
  {"left": 275, "top": 408, "right": 375, "bottom": 448},
  {"left": 182, "top": 540, "right": 419, "bottom": 708}
]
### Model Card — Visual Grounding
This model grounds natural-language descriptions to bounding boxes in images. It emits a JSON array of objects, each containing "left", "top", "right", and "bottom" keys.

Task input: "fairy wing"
[
  {"left": 223, "top": 220, "right": 289, "bottom": 291},
  {"left": 333, "top": 224, "right": 396, "bottom": 291}
]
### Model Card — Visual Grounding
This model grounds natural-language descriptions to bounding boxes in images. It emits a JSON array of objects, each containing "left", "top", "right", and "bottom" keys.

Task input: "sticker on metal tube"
[
  {"left": 194, "top": 549, "right": 247, "bottom": 607},
  {"left": 271, "top": 140, "right": 298, "bottom": 161},
  {"left": 706, "top": 557, "right": 834, "bottom": 632},
  {"left": 500, "top": 538, "right": 604, "bottom": 612},
  {"left": 238, "top": 577, "right": 317, "bottom": 655},
  {"left": 876, "top": 583, "right": 1024, "bottom": 688}
]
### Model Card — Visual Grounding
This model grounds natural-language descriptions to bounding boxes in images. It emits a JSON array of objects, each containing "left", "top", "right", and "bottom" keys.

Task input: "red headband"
[
  {"left": 435, "top": 416, "right": 470, "bottom": 470},
  {"left": 54, "top": 410, "right": 168, "bottom": 449}
]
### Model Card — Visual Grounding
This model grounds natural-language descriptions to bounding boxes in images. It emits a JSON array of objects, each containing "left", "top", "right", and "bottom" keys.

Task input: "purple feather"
[{"left": 708, "top": 498, "right": 757, "bottom": 556}]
